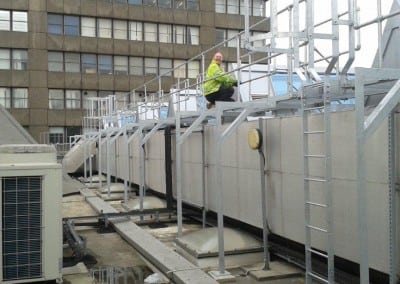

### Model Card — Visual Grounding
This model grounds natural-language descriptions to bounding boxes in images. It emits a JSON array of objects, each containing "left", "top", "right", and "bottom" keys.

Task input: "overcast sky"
[{"left": 266, "top": 0, "right": 394, "bottom": 69}]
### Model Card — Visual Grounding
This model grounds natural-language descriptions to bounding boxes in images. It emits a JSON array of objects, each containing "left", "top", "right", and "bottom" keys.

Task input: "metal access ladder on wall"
[{"left": 301, "top": 81, "right": 334, "bottom": 283}]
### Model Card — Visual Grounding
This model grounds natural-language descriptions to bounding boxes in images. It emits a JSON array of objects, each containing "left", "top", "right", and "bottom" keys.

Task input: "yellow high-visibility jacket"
[{"left": 203, "top": 59, "right": 237, "bottom": 96}]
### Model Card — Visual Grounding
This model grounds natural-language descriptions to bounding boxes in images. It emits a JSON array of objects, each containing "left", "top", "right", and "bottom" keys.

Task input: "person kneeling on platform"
[{"left": 203, "top": 52, "right": 238, "bottom": 109}]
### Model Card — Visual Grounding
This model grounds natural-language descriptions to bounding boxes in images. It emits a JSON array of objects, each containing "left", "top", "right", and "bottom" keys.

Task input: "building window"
[
  {"left": 114, "top": 20, "right": 128, "bottom": 40},
  {"left": 158, "top": 0, "right": 172, "bottom": 8},
  {"left": 49, "top": 89, "right": 64, "bottom": 109},
  {"left": 114, "top": 56, "right": 129, "bottom": 75},
  {"left": 129, "top": 57, "right": 143, "bottom": 76},
  {"left": 0, "top": 49, "right": 28, "bottom": 70},
  {"left": 64, "top": 15, "right": 79, "bottom": 36},
  {"left": 188, "top": 60, "right": 200, "bottom": 79},
  {"left": 115, "top": 92, "right": 130, "bottom": 109},
  {"left": 0, "top": 49, "right": 10, "bottom": 70},
  {"left": 48, "top": 51, "right": 63, "bottom": 72},
  {"left": 13, "top": 88, "right": 28, "bottom": 108},
  {"left": 81, "top": 17, "right": 96, "bottom": 37},
  {"left": 128, "top": 0, "right": 142, "bottom": 4},
  {"left": 98, "top": 18, "right": 112, "bottom": 38},
  {"left": 227, "top": 29, "right": 239, "bottom": 47},
  {"left": 227, "top": 0, "right": 239, "bottom": 14},
  {"left": 144, "top": 58, "right": 157, "bottom": 75},
  {"left": 144, "top": 23, "right": 157, "bottom": 42},
  {"left": 81, "top": 54, "right": 97, "bottom": 74},
  {"left": 159, "top": 59, "right": 172, "bottom": 77},
  {"left": 49, "top": 127, "right": 64, "bottom": 144},
  {"left": 129, "top": 21, "right": 142, "bottom": 41},
  {"left": 66, "top": 90, "right": 81, "bottom": 109},
  {"left": 0, "top": 10, "right": 27, "bottom": 32},
  {"left": 174, "top": 59, "right": 186, "bottom": 78},
  {"left": 0, "top": 87, "right": 11, "bottom": 108},
  {"left": 252, "top": 0, "right": 264, "bottom": 16},
  {"left": 216, "top": 29, "right": 225, "bottom": 45},
  {"left": 48, "top": 14, "right": 63, "bottom": 34},
  {"left": 159, "top": 24, "right": 172, "bottom": 43},
  {"left": 143, "top": 0, "right": 157, "bottom": 6},
  {"left": 98, "top": 55, "right": 112, "bottom": 74},
  {"left": 216, "top": 0, "right": 226, "bottom": 13},
  {"left": 65, "top": 52, "right": 80, "bottom": 72},
  {"left": 0, "top": 10, "right": 10, "bottom": 31},
  {"left": 174, "top": 25, "right": 185, "bottom": 44},
  {"left": 83, "top": 90, "right": 97, "bottom": 109},
  {"left": 12, "top": 49, "right": 28, "bottom": 70},
  {"left": 187, "top": 26, "right": 199, "bottom": 45},
  {"left": 187, "top": 0, "right": 199, "bottom": 10},
  {"left": 0, "top": 88, "right": 27, "bottom": 108},
  {"left": 216, "top": 0, "right": 264, "bottom": 16},
  {"left": 12, "top": 11, "right": 28, "bottom": 32},
  {"left": 173, "top": 0, "right": 185, "bottom": 9}
]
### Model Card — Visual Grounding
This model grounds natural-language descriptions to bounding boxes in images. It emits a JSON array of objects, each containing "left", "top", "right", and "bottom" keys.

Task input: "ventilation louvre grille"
[{"left": 2, "top": 176, "right": 42, "bottom": 281}]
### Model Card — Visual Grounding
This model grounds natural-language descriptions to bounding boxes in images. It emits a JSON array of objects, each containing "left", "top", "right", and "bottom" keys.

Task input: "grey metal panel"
[
  {"left": 0, "top": 105, "right": 36, "bottom": 145},
  {"left": 280, "top": 116, "right": 303, "bottom": 175},
  {"left": 99, "top": 110, "right": 397, "bottom": 275}
]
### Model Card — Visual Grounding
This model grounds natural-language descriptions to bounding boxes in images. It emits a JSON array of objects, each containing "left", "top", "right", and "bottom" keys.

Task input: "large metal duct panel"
[{"left": 62, "top": 138, "right": 96, "bottom": 174}]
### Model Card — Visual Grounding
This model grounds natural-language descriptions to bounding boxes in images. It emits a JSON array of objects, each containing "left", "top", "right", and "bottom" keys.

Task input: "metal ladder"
[{"left": 302, "top": 81, "right": 334, "bottom": 283}]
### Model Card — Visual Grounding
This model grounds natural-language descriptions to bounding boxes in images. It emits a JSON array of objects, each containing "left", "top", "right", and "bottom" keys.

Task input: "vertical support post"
[
  {"left": 123, "top": 129, "right": 129, "bottom": 204},
  {"left": 98, "top": 132, "right": 103, "bottom": 188},
  {"left": 201, "top": 125, "right": 207, "bottom": 228},
  {"left": 165, "top": 127, "right": 174, "bottom": 210},
  {"left": 377, "top": 0, "right": 383, "bottom": 68},
  {"left": 355, "top": 71, "right": 369, "bottom": 283},
  {"left": 215, "top": 108, "right": 226, "bottom": 274},
  {"left": 176, "top": 112, "right": 183, "bottom": 237},
  {"left": 306, "top": 0, "right": 315, "bottom": 70},
  {"left": 106, "top": 131, "right": 111, "bottom": 197},
  {"left": 139, "top": 130, "right": 145, "bottom": 216},
  {"left": 259, "top": 118, "right": 270, "bottom": 270},
  {"left": 89, "top": 138, "right": 93, "bottom": 184},
  {"left": 83, "top": 134, "right": 88, "bottom": 180}
]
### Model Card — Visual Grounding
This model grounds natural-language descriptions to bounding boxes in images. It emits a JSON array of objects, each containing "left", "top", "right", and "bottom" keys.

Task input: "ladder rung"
[
  {"left": 304, "top": 154, "right": 326, "bottom": 158},
  {"left": 306, "top": 225, "right": 328, "bottom": 233},
  {"left": 306, "top": 201, "right": 328, "bottom": 208},
  {"left": 304, "top": 177, "right": 327, "bottom": 182},
  {"left": 304, "top": 130, "right": 325, "bottom": 134},
  {"left": 308, "top": 272, "right": 329, "bottom": 283},
  {"left": 307, "top": 248, "right": 329, "bottom": 258}
]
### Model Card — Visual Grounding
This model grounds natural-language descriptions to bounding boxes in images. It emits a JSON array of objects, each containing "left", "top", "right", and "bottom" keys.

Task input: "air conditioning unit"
[{"left": 0, "top": 145, "right": 62, "bottom": 283}]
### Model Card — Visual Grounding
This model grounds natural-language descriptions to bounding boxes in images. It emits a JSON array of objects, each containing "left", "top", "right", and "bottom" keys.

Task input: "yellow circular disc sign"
[{"left": 248, "top": 129, "right": 262, "bottom": 150}]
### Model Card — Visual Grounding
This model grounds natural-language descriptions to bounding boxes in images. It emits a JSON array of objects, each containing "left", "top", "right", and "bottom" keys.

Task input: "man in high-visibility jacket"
[{"left": 203, "top": 52, "right": 237, "bottom": 109}]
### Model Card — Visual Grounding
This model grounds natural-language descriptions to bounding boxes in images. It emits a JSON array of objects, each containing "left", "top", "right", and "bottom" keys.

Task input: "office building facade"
[{"left": 0, "top": 0, "right": 266, "bottom": 142}]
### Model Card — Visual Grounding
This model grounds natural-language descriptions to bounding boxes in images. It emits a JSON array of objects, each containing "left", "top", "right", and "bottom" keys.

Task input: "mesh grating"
[{"left": 2, "top": 176, "right": 42, "bottom": 281}]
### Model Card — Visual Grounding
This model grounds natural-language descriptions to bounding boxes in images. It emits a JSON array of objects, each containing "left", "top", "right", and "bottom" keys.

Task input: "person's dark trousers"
[{"left": 205, "top": 86, "right": 234, "bottom": 104}]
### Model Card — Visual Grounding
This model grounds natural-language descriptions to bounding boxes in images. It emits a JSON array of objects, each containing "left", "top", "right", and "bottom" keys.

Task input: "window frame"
[
  {"left": 12, "top": 49, "right": 28, "bottom": 70},
  {"left": 0, "top": 10, "right": 10, "bottom": 31},
  {"left": 49, "top": 89, "right": 65, "bottom": 110},
  {"left": 81, "top": 54, "right": 97, "bottom": 74},
  {"left": 12, "top": 11, "right": 28, "bottom": 32},
  {"left": 0, "top": 87, "right": 11, "bottom": 108},
  {"left": 12, "top": 88, "right": 28, "bottom": 109},
  {"left": 81, "top": 16, "right": 96, "bottom": 37},
  {"left": 64, "top": 15, "right": 80, "bottom": 36},
  {"left": 48, "top": 51, "right": 64, "bottom": 72}
]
